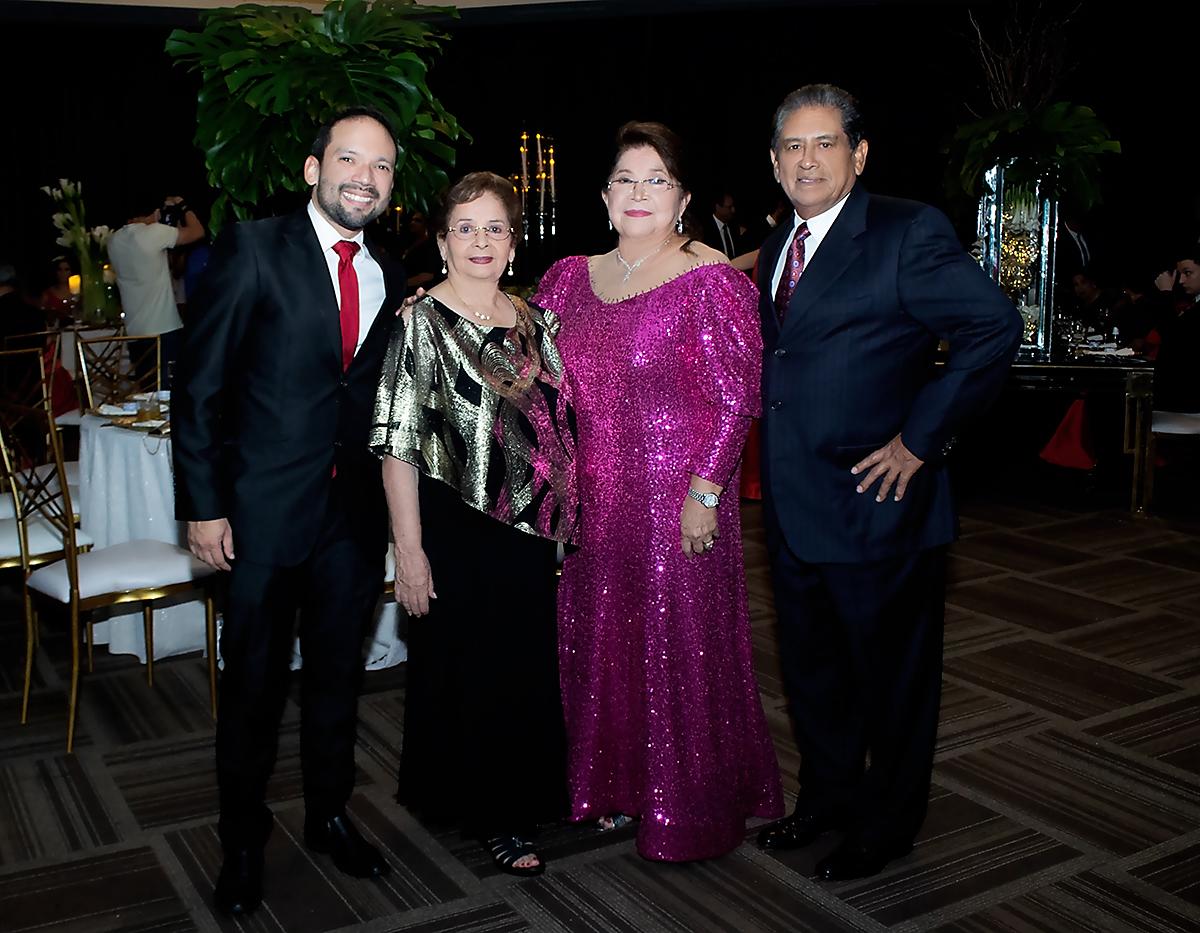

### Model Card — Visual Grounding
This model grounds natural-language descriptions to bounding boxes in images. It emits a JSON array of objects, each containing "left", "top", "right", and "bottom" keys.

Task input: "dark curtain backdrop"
[{"left": 1, "top": 0, "right": 1196, "bottom": 293}]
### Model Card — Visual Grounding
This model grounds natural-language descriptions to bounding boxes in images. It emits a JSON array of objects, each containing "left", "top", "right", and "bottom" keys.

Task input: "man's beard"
[{"left": 317, "top": 180, "right": 387, "bottom": 231}]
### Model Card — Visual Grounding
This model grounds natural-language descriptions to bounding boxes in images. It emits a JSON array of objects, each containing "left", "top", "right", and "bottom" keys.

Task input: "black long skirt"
[{"left": 396, "top": 477, "right": 569, "bottom": 838}]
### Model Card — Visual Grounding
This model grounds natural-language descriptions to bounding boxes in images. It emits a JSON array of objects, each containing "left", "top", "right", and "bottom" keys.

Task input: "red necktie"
[
  {"left": 774, "top": 222, "right": 810, "bottom": 324},
  {"left": 333, "top": 240, "right": 360, "bottom": 371}
]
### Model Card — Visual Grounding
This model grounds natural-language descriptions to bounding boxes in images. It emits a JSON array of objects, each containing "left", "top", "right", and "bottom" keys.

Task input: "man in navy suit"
[
  {"left": 174, "top": 107, "right": 406, "bottom": 915},
  {"left": 753, "top": 84, "right": 1021, "bottom": 880}
]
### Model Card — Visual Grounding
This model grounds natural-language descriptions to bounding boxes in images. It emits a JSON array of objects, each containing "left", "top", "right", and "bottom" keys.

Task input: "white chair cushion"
[
  {"left": 1152, "top": 410, "right": 1200, "bottom": 435},
  {"left": 55, "top": 409, "right": 83, "bottom": 427},
  {"left": 0, "top": 517, "right": 94, "bottom": 561},
  {"left": 27, "top": 539, "right": 214, "bottom": 603}
]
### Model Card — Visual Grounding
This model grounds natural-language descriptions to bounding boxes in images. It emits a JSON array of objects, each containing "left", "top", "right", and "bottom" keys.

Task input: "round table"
[{"left": 78, "top": 414, "right": 406, "bottom": 668}]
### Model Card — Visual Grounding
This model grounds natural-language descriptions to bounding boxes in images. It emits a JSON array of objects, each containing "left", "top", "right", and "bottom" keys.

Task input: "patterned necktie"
[
  {"left": 333, "top": 240, "right": 360, "bottom": 371},
  {"left": 774, "top": 222, "right": 810, "bottom": 324}
]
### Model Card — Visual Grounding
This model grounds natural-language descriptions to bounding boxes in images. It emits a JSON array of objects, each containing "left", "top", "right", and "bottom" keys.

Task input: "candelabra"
[{"left": 515, "top": 130, "right": 556, "bottom": 242}]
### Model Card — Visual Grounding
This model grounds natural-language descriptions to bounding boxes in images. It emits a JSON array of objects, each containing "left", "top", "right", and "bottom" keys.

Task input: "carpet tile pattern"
[{"left": 2, "top": 497, "right": 1198, "bottom": 931}]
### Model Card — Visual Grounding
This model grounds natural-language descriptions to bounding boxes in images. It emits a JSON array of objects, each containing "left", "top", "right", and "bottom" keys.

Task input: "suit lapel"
[
  {"left": 282, "top": 210, "right": 343, "bottom": 370},
  {"left": 783, "top": 183, "right": 869, "bottom": 329},
  {"left": 348, "top": 233, "right": 403, "bottom": 372}
]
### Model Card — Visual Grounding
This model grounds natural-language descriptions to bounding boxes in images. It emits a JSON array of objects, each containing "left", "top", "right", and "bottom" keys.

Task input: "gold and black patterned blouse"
[{"left": 370, "top": 294, "right": 580, "bottom": 545}]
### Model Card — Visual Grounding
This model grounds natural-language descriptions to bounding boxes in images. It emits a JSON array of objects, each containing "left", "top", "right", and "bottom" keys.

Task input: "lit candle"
[
  {"left": 535, "top": 133, "right": 544, "bottom": 178},
  {"left": 549, "top": 146, "right": 556, "bottom": 202},
  {"left": 539, "top": 171, "right": 546, "bottom": 214},
  {"left": 68, "top": 274, "right": 80, "bottom": 296},
  {"left": 520, "top": 132, "right": 529, "bottom": 192}
]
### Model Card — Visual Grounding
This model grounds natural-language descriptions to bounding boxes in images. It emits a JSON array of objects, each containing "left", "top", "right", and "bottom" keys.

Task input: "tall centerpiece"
[
  {"left": 946, "top": 4, "right": 1119, "bottom": 358},
  {"left": 42, "top": 179, "right": 118, "bottom": 323}
]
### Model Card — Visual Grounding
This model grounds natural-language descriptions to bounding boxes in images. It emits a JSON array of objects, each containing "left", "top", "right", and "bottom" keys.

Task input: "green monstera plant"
[
  {"left": 948, "top": 101, "right": 1121, "bottom": 208},
  {"left": 945, "top": 3, "right": 1120, "bottom": 210},
  {"left": 166, "top": 0, "right": 467, "bottom": 235}
]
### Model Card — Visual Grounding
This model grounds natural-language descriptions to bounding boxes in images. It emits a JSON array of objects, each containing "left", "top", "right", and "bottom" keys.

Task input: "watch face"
[{"left": 701, "top": 493, "right": 719, "bottom": 508}]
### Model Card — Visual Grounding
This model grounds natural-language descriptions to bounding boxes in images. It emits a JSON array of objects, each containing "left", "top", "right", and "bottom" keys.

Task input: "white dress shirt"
[
  {"left": 770, "top": 191, "right": 852, "bottom": 298},
  {"left": 307, "top": 201, "right": 386, "bottom": 355}
]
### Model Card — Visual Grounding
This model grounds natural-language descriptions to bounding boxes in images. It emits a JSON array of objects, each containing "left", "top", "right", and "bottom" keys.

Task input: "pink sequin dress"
[{"left": 535, "top": 257, "right": 783, "bottom": 861}]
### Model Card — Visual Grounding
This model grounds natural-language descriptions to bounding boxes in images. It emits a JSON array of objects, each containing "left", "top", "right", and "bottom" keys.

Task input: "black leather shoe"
[
  {"left": 813, "top": 838, "right": 913, "bottom": 881},
  {"left": 214, "top": 847, "right": 264, "bottom": 915},
  {"left": 304, "top": 813, "right": 390, "bottom": 878},
  {"left": 756, "top": 811, "right": 839, "bottom": 850}
]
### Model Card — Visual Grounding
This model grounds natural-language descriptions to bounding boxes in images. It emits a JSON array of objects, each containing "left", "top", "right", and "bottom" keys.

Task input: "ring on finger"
[{"left": 703, "top": 539, "right": 714, "bottom": 550}]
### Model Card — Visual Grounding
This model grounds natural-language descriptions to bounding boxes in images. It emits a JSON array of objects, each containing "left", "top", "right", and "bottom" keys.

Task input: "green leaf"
[{"left": 166, "top": 0, "right": 464, "bottom": 231}]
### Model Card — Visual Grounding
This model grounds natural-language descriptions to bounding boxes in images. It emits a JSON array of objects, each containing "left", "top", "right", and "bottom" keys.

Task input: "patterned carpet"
[{"left": 2, "top": 493, "right": 1199, "bottom": 932}]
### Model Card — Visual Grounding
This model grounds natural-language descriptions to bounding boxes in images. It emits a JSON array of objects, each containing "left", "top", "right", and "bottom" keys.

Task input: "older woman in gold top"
[{"left": 370, "top": 172, "right": 578, "bottom": 876}]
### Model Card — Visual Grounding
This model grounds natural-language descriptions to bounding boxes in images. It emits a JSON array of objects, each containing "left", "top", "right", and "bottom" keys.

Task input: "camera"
[{"left": 159, "top": 201, "right": 186, "bottom": 228}]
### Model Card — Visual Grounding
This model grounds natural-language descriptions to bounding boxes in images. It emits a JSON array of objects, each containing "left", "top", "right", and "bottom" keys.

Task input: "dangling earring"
[
  {"left": 507, "top": 258, "right": 514, "bottom": 277},
  {"left": 675, "top": 216, "right": 684, "bottom": 234},
  {"left": 440, "top": 256, "right": 447, "bottom": 274},
  {"left": 607, "top": 218, "right": 614, "bottom": 231}
]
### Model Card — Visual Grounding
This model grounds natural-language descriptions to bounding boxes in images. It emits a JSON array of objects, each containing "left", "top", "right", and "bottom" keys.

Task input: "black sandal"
[{"left": 486, "top": 835, "right": 546, "bottom": 877}]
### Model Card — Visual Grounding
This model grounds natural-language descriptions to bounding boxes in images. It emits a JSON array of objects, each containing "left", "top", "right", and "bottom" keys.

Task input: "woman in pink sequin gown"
[{"left": 534, "top": 123, "right": 782, "bottom": 862}]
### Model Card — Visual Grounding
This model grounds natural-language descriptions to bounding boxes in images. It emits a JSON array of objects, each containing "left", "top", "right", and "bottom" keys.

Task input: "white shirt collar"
[
  {"left": 790, "top": 189, "right": 852, "bottom": 241},
  {"left": 307, "top": 200, "right": 365, "bottom": 254}
]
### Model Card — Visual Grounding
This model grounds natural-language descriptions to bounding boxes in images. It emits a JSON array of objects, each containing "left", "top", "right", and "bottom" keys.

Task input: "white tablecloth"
[{"left": 77, "top": 414, "right": 406, "bottom": 668}]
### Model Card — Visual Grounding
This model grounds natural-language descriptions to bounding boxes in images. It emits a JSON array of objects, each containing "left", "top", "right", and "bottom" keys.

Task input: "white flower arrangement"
[{"left": 41, "top": 179, "right": 110, "bottom": 261}]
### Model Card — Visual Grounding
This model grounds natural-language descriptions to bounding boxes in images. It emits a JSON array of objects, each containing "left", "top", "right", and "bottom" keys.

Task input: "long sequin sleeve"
[
  {"left": 532, "top": 257, "right": 584, "bottom": 319},
  {"left": 686, "top": 265, "right": 763, "bottom": 488}
]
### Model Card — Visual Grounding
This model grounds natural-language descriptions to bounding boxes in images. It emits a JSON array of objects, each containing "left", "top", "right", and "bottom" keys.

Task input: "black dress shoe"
[
  {"left": 214, "top": 847, "right": 264, "bottom": 915},
  {"left": 813, "top": 838, "right": 913, "bottom": 881},
  {"left": 304, "top": 813, "right": 390, "bottom": 878},
  {"left": 756, "top": 811, "right": 839, "bottom": 850}
]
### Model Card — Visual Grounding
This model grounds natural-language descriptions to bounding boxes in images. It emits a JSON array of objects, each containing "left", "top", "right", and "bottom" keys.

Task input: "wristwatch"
[{"left": 687, "top": 488, "right": 720, "bottom": 509}]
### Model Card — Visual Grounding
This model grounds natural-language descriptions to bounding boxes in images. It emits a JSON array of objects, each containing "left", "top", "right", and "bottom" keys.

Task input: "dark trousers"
[
  {"left": 215, "top": 486, "right": 382, "bottom": 851},
  {"left": 766, "top": 508, "right": 946, "bottom": 848}
]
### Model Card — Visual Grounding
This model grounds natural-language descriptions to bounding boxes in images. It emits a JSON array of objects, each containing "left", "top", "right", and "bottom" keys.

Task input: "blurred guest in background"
[
  {"left": 1, "top": 264, "right": 46, "bottom": 344},
  {"left": 1154, "top": 246, "right": 1200, "bottom": 412},
  {"left": 40, "top": 256, "right": 77, "bottom": 324},
  {"left": 399, "top": 210, "right": 441, "bottom": 295},
  {"left": 108, "top": 194, "right": 205, "bottom": 375}
]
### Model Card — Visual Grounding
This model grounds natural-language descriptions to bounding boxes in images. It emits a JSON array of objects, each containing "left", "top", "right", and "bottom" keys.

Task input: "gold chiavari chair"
[
  {"left": 76, "top": 334, "right": 160, "bottom": 410},
  {"left": 3, "top": 394, "right": 218, "bottom": 750},
  {"left": 0, "top": 353, "right": 96, "bottom": 733}
]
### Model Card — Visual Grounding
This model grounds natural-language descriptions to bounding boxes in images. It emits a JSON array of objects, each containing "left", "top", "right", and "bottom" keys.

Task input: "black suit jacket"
[
  {"left": 702, "top": 216, "right": 738, "bottom": 258},
  {"left": 173, "top": 208, "right": 406, "bottom": 566},
  {"left": 759, "top": 184, "right": 1021, "bottom": 563}
]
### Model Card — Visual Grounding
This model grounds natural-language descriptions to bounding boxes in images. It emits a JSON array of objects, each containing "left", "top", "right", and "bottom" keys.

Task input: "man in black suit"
[
  {"left": 753, "top": 85, "right": 1021, "bottom": 880},
  {"left": 173, "top": 107, "right": 406, "bottom": 915},
  {"left": 702, "top": 190, "right": 740, "bottom": 258}
]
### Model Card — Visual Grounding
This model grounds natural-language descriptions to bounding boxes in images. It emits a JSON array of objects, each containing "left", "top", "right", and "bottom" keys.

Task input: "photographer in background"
[{"left": 107, "top": 195, "right": 205, "bottom": 378}]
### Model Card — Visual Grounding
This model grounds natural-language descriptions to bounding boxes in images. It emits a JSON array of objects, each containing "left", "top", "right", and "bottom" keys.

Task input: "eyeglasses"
[
  {"left": 447, "top": 223, "right": 513, "bottom": 241},
  {"left": 605, "top": 177, "right": 680, "bottom": 193}
]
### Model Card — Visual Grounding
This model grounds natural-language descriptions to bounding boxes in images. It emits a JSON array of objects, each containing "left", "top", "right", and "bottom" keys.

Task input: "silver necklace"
[
  {"left": 615, "top": 235, "right": 675, "bottom": 283},
  {"left": 446, "top": 281, "right": 494, "bottom": 322}
]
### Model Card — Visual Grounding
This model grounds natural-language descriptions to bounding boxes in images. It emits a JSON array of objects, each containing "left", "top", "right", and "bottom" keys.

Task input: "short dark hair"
[
  {"left": 1178, "top": 243, "right": 1200, "bottom": 266},
  {"left": 606, "top": 121, "right": 690, "bottom": 194},
  {"left": 435, "top": 172, "right": 522, "bottom": 236},
  {"left": 310, "top": 106, "right": 398, "bottom": 163},
  {"left": 771, "top": 84, "right": 866, "bottom": 152}
]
